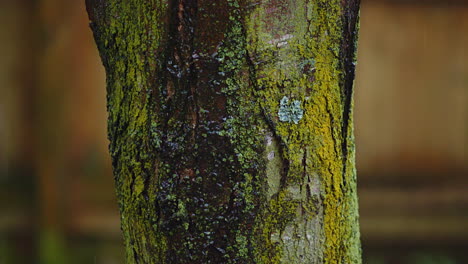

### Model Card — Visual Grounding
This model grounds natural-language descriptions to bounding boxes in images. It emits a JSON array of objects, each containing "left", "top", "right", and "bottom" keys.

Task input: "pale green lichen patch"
[{"left": 278, "top": 96, "right": 304, "bottom": 124}]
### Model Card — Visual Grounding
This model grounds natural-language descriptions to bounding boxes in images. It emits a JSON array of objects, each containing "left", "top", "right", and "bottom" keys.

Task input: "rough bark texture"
[{"left": 86, "top": 0, "right": 361, "bottom": 263}]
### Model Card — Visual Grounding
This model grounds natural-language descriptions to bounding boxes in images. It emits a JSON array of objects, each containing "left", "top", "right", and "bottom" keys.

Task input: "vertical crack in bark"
[
  {"left": 340, "top": 0, "right": 360, "bottom": 186},
  {"left": 246, "top": 50, "right": 290, "bottom": 190},
  {"left": 301, "top": 147, "right": 310, "bottom": 215},
  {"left": 260, "top": 105, "right": 290, "bottom": 190},
  {"left": 132, "top": 247, "right": 140, "bottom": 264}
]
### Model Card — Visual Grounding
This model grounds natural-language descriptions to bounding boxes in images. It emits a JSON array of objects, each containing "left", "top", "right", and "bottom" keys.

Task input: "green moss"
[
  {"left": 215, "top": 1, "right": 267, "bottom": 260},
  {"left": 90, "top": 0, "right": 169, "bottom": 263},
  {"left": 257, "top": 190, "right": 300, "bottom": 263}
]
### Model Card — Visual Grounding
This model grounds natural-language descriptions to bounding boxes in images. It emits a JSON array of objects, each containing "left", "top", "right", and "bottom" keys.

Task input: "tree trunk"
[{"left": 86, "top": 0, "right": 361, "bottom": 263}]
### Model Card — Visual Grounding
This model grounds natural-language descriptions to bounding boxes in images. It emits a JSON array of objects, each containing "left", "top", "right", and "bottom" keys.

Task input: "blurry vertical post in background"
[
  {"left": 355, "top": 1, "right": 468, "bottom": 262},
  {"left": 1, "top": 0, "right": 116, "bottom": 263},
  {"left": 86, "top": 0, "right": 361, "bottom": 263}
]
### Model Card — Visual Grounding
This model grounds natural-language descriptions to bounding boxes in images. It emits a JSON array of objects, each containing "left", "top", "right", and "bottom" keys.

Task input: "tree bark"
[{"left": 86, "top": 0, "right": 361, "bottom": 263}]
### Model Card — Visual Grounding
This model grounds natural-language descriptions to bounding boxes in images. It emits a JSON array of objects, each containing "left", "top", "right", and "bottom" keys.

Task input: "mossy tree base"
[{"left": 86, "top": 0, "right": 361, "bottom": 263}]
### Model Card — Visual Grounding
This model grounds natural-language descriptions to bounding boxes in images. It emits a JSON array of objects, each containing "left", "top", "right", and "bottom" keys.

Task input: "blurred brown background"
[{"left": 1, "top": 0, "right": 467, "bottom": 263}]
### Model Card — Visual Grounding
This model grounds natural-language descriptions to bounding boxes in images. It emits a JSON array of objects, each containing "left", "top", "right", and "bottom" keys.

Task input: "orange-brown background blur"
[{"left": 1, "top": 0, "right": 467, "bottom": 263}]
